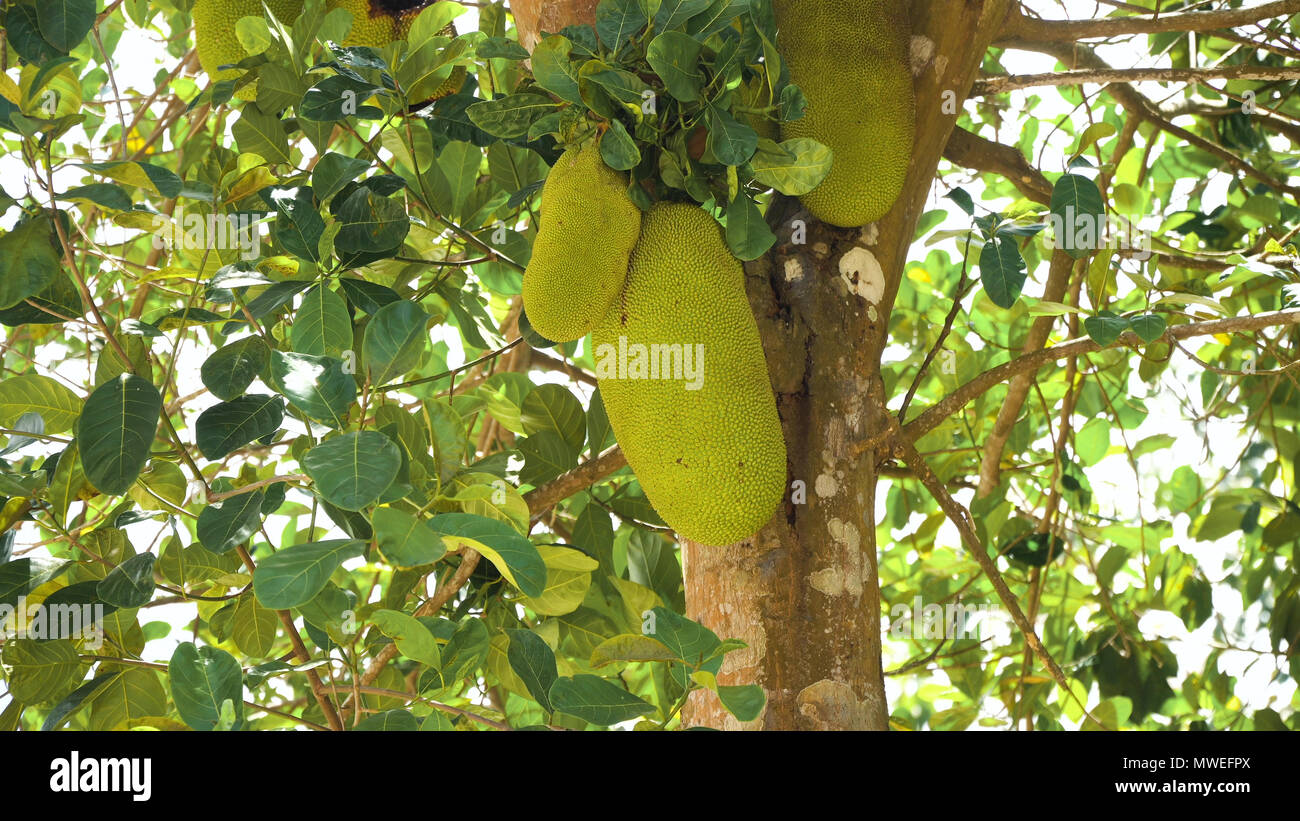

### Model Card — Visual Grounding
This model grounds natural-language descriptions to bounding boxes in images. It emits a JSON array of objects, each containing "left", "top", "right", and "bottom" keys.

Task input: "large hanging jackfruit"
[
  {"left": 592, "top": 204, "right": 786, "bottom": 546},
  {"left": 522, "top": 143, "right": 641, "bottom": 343},
  {"left": 772, "top": 0, "right": 915, "bottom": 227},
  {"left": 193, "top": 0, "right": 304, "bottom": 101}
]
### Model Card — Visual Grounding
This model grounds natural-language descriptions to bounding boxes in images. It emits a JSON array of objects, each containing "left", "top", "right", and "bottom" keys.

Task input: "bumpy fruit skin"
[
  {"left": 193, "top": 0, "right": 304, "bottom": 101},
  {"left": 522, "top": 144, "right": 641, "bottom": 343},
  {"left": 773, "top": 0, "right": 914, "bottom": 227},
  {"left": 593, "top": 204, "right": 786, "bottom": 546},
  {"left": 327, "top": 0, "right": 466, "bottom": 99}
]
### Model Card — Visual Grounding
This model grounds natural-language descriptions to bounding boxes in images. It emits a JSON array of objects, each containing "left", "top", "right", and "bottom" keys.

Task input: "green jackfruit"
[
  {"left": 522, "top": 144, "right": 641, "bottom": 343},
  {"left": 592, "top": 204, "right": 786, "bottom": 546},
  {"left": 773, "top": 0, "right": 914, "bottom": 227},
  {"left": 194, "top": 0, "right": 304, "bottom": 101},
  {"left": 327, "top": 0, "right": 466, "bottom": 100}
]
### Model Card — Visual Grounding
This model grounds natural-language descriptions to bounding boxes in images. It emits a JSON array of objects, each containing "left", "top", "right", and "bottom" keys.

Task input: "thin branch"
[
  {"left": 942, "top": 126, "right": 1053, "bottom": 205},
  {"left": 525, "top": 446, "right": 628, "bottom": 523},
  {"left": 973, "top": 64, "right": 1300, "bottom": 96},
  {"left": 903, "top": 308, "right": 1300, "bottom": 443},
  {"left": 1002, "top": 0, "right": 1300, "bottom": 43}
]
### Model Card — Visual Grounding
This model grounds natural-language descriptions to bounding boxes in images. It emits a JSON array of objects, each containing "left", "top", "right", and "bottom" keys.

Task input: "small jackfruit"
[
  {"left": 326, "top": 0, "right": 466, "bottom": 100},
  {"left": 522, "top": 143, "right": 641, "bottom": 343},
  {"left": 773, "top": 0, "right": 914, "bottom": 227},
  {"left": 592, "top": 204, "right": 786, "bottom": 546},
  {"left": 193, "top": 0, "right": 304, "bottom": 101}
]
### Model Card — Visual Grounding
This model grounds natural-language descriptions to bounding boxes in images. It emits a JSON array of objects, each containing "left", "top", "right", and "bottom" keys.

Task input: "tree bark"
[{"left": 510, "top": 0, "right": 602, "bottom": 52}]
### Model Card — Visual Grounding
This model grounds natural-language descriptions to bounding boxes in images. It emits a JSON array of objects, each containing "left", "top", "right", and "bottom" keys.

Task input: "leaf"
[
  {"left": 590, "top": 634, "right": 680, "bottom": 667},
  {"left": 979, "top": 236, "right": 1027, "bottom": 309},
  {"left": 1084, "top": 311, "right": 1130, "bottom": 346},
  {"left": 40, "top": 674, "right": 114, "bottom": 731},
  {"left": 1049, "top": 173, "right": 1104, "bottom": 260},
  {"left": 530, "top": 36, "right": 581, "bottom": 103},
  {"left": 0, "top": 214, "right": 59, "bottom": 310},
  {"left": 268, "top": 350, "right": 357, "bottom": 428},
  {"left": 334, "top": 187, "right": 410, "bottom": 257},
  {"left": 466, "top": 93, "right": 558, "bottom": 140},
  {"left": 505, "top": 629, "right": 558, "bottom": 713},
  {"left": 96, "top": 552, "right": 156, "bottom": 608},
  {"left": 200, "top": 336, "right": 271, "bottom": 401},
  {"left": 595, "top": 0, "right": 649, "bottom": 48},
  {"left": 520, "top": 545, "right": 600, "bottom": 616},
  {"left": 725, "top": 194, "right": 776, "bottom": 261},
  {"left": 1, "top": 639, "right": 83, "bottom": 704},
  {"left": 231, "top": 593, "right": 279, "bottom": 658},
  {"left": 197, "top": 491, "right": 265, "bottom": 554},
  {"left": 87, "top": 668, "right": 168, "bottom": 731},
  {"left": 252, "top": 539, "right": 364, "bottom": 609},
  {"left": 77, "top": 374, "right": 163, "bottom": 496},
  {"left": 292, "top": 285, "right": 353, "bottom": 358},
  {"left": 353, "top": 710, "right": 419, "bottom": 731},
  {"left": 520, "top": 384, "right": 586, "bottom": 453},
  {"left": 548, "top": 674, "right": 655, "bottom": 726},
  {"left": 373, "top": 507, "right": 446, "bottom": 568},
  {"left": 706, "top": 106, "right": 757, "bottom": 166},
  {"left": 598, "top": 119, "right": 640, "bottom": 171},
  {"left": 425, "top": 513, "right": 546, "bottom": 596},
  {"left": 0, "top": 373, "right": 82, "bottom": 433},
  {"left": 364, "top": 300, "right": 428, "bottom": 385},
  {"left": 750, "top": 138, "right": 832, "bottom": 196},
  {"left": 35, "top": 0, "right": 97, "bottom": 52},
  {"left": 1129, "top": 313, "right": 1167, "bottom": 343},
  {"left": 370, "top": 609, "right": 441, "bottom": 668},
  {"left": 195, "top": 394, "right": 284, "bottom": 460},
  {"left": 302, "top": 431, "right": 401, "bottom": 511},
  {"left": 169, "top": 642, "right": 245, "bottom": 731},
  {"left": 647, "top": 32, "right": 704, "bottom": 102}
]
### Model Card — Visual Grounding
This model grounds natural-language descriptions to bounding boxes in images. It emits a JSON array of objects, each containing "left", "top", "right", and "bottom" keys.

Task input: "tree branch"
[
  {"left": 1001, "top": 0, "right": 1300, "bottom": 43},
  {"left": 972, "top": 64, "right": 1300, "bottom": 96},
  {"left": 525, "top": 445, "right": 627, "bottom": 523},
  {"left": 904, "top": 308, "right": 1300, "bottom": 443},
  {"left": 942, "top": 126, "right": 1053, "bottom": 204}
]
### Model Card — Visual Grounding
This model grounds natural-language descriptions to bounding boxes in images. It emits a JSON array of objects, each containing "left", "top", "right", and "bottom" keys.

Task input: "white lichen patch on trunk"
[
  {"left": 783, "top": 257, "right": 804, "bottom": 281},
  {"left": 839, "top": 247, "right": 885, "bottom": 303},
  {"left": 809, "top": 517, "right": 864, "bottom": 598},
  {"left": 909, "top": 34, "right": 935, "bottom": 76}
]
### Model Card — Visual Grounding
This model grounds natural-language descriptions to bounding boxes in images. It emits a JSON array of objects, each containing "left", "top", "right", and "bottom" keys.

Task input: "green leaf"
[
  {"left": 598, "top": 119, "right": 640, "bottom": 171},
  {"left": 334, "top": 187, "right": 410, "bottom": 256},
  {"left": 292, "top": 285, "right": 353, "bottom": 358},
  {"left": 232, "top": 106, "right": 292, "bottom": 165},
  {"left": 425, "top": 513, "right": 546, "bottom": 596},
  {"left": 231, "top": 592, "right": 279, "bottom": 658},
  {"left": 531, "top": 36, "right": 581, "bottom": 103},
  {"left": 1049, "top": 173, "right": 1104, "bottom": 260},
  {"left": 716, "top": 684, "right": 765, "bottom": 722},
  {"left": 750, "top": 138, "right": 833, "bottom": 196},
  {"left": 197, "top": 491, "right": 265, "bottom": 554},
  {"left": 725, "top": 194, "right": 776, "bottom": 261},
  {"left": 200, "top": 336, "right": 271, "bottom": 402},
  {"left": 373, "top": 506, "right": 446, "bottom": 568},
  {"left": 370, "top": 609, "right": 441, "bottom": 668},
  {"left": 96, "top": 552, "right": 156, "bottom": 608},
  {"left": 35, "top": 0, "right": 96, "bottom": 52},
  {"left": 77, "top": 374, "right": 163, "bottom": 496},
  {"left": 505, "top": 629, "right": 558, "bottom": 713},
  {"left": 195, "top": 394, "right": 284, "bottom": 460},
  {"left": 520, "top": 384, "right": 586, "bottom": 453},
  {"left": 312, "top": 152, "right": 371, "bottom": 205},
  {"left": 647, "top": 31, "right": 704, "bottom": 102},
  {"left": 1129, "top": 313, "right": 1167, "bottom": 343},
  {"left": 520, "top": 545, "right": 600, "bottom": 616},
  {"left": 1084, "top": 311, "right": 1130, "bottom": 346},
  {"left": 548, "top": 674, "right": 655, "bottom": 726},
  {"left": 353, "top": 710, "right": 419, "bottom": 731},
  {"left": 364, "top": 300, "right": 428, "bottom": 385},
  {"left": 252, "top": 539, "right": 364, "bottom": 609},
  {"left": 87, "top": 668, "right": 168, "bottom": 730},
  {"left": 169, "top": 642, "right": 245, "bottom": 731},
  {"left": 595, "top": 0, "right": 649, "bottom": 48},
  {"left": 0, "top": 214, "right": 60, "bottom": 310},
  {"left": 302, "top": 430, "right": 401, "bottom": 511},
  {"left": 268, "top": 350, "right": 357, "bottom": 428},
  {"left": 1, "top": 639, "right": 83, "bottom": 704},
  {"left": 706, "top": 106, "right": 757, "bottom": 166},
  {"left": 590, "top": 634, "right": 680, "bottom": 667},
  {"left": 979, "top": 236, "right": 1027, "bottom": 309},
  {"left": 0, "top": 373, "right": 82, "bottom": 433},
  {"left": 40, "top": 674, "right": 114, "bottom": 731},
  {"left": 466, "top": 93, "right": 558, "bottom": 139}
]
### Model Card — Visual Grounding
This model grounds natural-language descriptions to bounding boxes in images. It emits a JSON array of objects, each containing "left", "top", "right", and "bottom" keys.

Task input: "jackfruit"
[
  {"left": 592, "top": 204, "right": 786, "bottom": 546},
  {"left": 327, "top": 0, "right": 466, "bottom": 100},
  {"left": 772, "top": 0, "right": 914, "bottom": 227},
  {"left": 193, "top": 0, "right": 304, "bottom": 101},
  {"left": 522, "top": 143, "right": 641, "bottom": 343}
]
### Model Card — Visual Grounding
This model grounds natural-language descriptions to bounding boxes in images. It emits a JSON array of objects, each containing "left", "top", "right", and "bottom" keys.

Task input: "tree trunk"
[{"left": 514, "top": 0, "right": 1015, "bottom": 729}]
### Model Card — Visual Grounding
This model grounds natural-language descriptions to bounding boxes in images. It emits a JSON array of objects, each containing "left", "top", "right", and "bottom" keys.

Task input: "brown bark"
[{"left": 510, "top": 0, "right": 602, "bottom": 52}]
